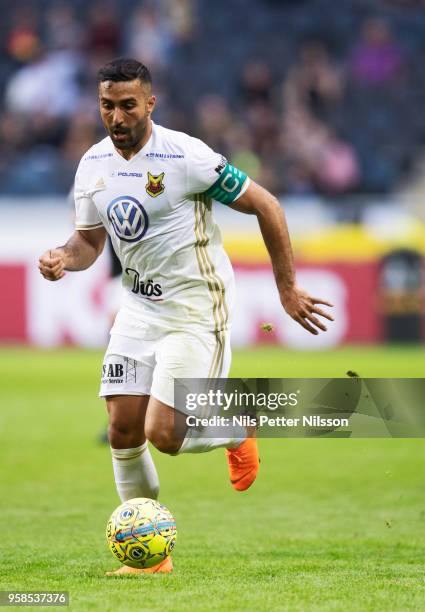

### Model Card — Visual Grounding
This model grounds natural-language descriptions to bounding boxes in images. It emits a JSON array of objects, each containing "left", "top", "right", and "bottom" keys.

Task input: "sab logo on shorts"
[
  {"left": 107, "top": 195, "right": 149, "bottom": 242},
  {"left": 102, "top": 363, "right": 124, "bottom": 379},
  {"left": 101, "top": 358, "right": 137, "bottom": 385}
]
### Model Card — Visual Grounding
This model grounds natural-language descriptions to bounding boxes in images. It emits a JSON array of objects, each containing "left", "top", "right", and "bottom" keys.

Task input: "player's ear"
[{"left": 146, "top": 95, "right": 156, "bottom": 116}]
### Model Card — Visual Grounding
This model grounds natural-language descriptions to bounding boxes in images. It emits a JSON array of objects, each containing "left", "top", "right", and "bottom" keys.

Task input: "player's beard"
[{"left": 110, "top": 116, "right": 150, "bottom": 152}]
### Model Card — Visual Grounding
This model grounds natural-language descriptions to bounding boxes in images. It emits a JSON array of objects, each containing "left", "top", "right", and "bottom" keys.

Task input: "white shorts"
[{"left": 99, "top": 330, "right": 231, "bottom": 408}]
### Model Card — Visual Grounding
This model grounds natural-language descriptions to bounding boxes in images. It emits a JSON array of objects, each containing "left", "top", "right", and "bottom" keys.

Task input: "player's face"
[{"left": 99, "top": 80, "right": 156, "bottom": 151}]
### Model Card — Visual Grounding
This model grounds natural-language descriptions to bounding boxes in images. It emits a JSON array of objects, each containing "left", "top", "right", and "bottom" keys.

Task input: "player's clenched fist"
[{"left": 38, "top": 249, "right": 66, "bottom": 281}]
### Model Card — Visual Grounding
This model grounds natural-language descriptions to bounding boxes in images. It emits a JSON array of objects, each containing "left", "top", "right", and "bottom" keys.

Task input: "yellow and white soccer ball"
[{"left": 106, "top": 497, "right": 177, "bottom": 569}]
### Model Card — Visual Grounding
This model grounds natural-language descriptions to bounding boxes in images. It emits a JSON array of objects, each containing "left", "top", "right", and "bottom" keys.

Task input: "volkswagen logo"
[{"left": 107, "top": 195, "right": 149, "bottom": 243}]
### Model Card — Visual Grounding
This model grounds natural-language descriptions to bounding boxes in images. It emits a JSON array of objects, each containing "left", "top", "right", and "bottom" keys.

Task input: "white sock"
[
  {"left": 177, "top": 424, "right": 247, "bottom": 454},
  {"left": 111, "top": 442, "right": 160, "bottom": 501}
]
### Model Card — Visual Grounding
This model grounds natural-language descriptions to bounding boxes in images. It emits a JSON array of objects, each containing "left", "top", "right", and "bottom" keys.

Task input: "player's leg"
[
  {"left": 145, "top": 330, "right": 247, "bottom": 453},
  {"left": 100, "top": 346, "right": 160, "bottom": 502},
  {"left": 107, "top": 394, "right": 159, "bottom": 501},
  {"left": 145, "top": 330, "right": 259, "bottom": 490},
  {"left": 145, "top": 394, "right": 258, "bottom": 491},
  {"left": 145, "top": 395, "right": 246, "bottom": 454}
]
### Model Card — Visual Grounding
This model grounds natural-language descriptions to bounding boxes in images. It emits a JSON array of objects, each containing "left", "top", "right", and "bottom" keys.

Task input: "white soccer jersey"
[{"left": 74, "top": 121, "right": 250, "bottom": 338}]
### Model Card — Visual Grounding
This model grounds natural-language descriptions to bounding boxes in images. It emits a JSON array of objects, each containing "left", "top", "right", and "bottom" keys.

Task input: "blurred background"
[{"left": 1, "top": 0, "right": 424, "bottom": 350}]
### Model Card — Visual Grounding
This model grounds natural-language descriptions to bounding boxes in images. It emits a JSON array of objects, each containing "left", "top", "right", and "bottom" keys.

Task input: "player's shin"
[{"left": 110, "top": 443, "right": 159, "bottom": 501}]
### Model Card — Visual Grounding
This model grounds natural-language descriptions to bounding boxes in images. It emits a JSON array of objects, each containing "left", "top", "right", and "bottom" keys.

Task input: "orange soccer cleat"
[
  {"left": 226, "top": 429, "right": 259, "bottom": 491},
  {"left": 105, "top": 556, "right": 173, "bottom": 576}
]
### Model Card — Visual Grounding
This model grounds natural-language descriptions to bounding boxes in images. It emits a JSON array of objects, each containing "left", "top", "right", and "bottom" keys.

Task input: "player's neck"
[{"left": 114, "top": 119, "right": 152, "bottom": 161}]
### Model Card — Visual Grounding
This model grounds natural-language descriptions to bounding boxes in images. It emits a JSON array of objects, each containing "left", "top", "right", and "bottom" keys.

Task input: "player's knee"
[
  {"left": 146, "top": 426, "right": 180, "bottom": 455},
  {"left": 108, "top": 421, "right": 142, "bottom": 449}
]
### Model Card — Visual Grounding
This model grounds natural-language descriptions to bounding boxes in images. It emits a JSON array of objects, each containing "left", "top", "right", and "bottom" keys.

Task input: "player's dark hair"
[{"left": 98, "top": 58, "right": 152, "bottom": 87}]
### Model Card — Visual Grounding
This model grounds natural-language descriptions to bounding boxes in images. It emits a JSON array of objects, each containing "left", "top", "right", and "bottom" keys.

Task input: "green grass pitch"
[{"left": 1, "top": 345, "right": 424, "bottom": 611}]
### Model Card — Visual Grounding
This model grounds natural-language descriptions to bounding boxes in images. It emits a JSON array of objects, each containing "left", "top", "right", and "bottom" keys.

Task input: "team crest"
[{"left": 146, "top": 172, "right": 165, "bottom": 197}]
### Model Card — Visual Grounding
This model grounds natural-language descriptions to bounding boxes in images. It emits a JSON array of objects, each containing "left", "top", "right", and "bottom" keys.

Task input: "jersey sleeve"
[
  {"left": 186, "top": 137, "right": 250, "bottom": 204},
  {"left": 74, "top": 164, "right": 104, "bottom": 230}
]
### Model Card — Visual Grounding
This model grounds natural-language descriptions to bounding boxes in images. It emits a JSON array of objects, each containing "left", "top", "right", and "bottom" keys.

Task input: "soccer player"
[{"left": 39, "top": 58, "right": 333, "bottom": 575}]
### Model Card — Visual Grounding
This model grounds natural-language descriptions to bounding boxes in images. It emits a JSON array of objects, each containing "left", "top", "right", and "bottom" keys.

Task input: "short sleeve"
[
  {"left": 186, "top": 137, "right": 250, "bottom": 204},
  {"left": 74, "top": 164, "right": 103, "bottom": 230}
]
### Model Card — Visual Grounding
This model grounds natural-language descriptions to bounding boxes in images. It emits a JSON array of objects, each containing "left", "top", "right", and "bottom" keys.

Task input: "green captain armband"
[{"left": 204, "top": 163, "right": 248, "bottom": 205}]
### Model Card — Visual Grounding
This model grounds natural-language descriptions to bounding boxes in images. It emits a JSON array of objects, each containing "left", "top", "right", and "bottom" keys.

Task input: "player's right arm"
[
  {"left": 39, "top": 152, "right": 108, "bottom": 282},
  {"left": 38, "top": 227, "right": 107, "bottom": 281}
]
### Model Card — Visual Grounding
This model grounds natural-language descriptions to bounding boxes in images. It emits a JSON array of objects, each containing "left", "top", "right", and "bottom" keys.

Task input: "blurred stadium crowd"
[{"left": 0, "top": 0, "right": 424, "bottom": 197}]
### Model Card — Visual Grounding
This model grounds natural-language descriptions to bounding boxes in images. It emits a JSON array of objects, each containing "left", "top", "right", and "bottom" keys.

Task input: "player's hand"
[
  {"left": 38, "top": 249, "right": 66, "bottom": 281},
  {"left": 280, "top": 287, "right": 334, "bottom": 335}
]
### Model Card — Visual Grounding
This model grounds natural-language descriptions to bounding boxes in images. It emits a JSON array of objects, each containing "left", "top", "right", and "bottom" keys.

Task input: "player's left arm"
[{"left": 229, "top": 181, "right": 334, "bottom": 335}]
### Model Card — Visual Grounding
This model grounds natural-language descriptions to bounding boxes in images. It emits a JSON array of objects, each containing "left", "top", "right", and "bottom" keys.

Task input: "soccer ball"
[{"left": 106, "top": 497, "right": 177, "bottom": 569}]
